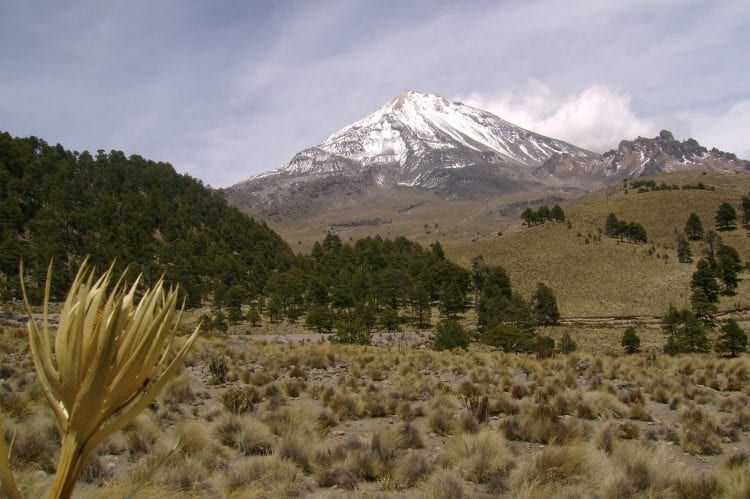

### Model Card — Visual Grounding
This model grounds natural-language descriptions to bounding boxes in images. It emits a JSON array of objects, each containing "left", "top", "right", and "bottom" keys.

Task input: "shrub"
[
  {"left": 433, "top": 319, "right": 470, "bottom": 351},
  {"left": 621, "top": 327, "right": 641, "bottom": 354},
  {"left": 206, "top": 354, "right": 230, "bottom": 384},
  {"left": 222, "top": 386, "right": 261, "bottom": 414},
  {"left": 559, "top": 332, "right": 577, "bottom": 354},
  {"left": 480, "top": 324, "right": 537, "bottom": 353},
  {"left": 331, "top": 318, "right": 371, "bottom": 345}
]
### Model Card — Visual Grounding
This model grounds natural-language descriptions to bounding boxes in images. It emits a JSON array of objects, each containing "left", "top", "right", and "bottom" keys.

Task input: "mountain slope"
[
  {"left": 446, "top": 171, "right": 750, "bottom": 317},
  {"left": 0, "top": 132, "right": 294, "bottom": 305},
  {"left": 224, "top": 91, "right": 598, "bottom": 217},
  {"left": 225, "top": 92, "right": 748, "bottom": 227}
]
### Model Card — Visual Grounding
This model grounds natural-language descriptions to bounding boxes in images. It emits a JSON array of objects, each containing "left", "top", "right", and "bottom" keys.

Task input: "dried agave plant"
[{"left": 0, "top": 261, "right": 200, "bottom": 498}]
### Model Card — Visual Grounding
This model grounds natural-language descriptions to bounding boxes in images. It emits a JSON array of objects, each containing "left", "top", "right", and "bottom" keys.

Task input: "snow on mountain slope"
[
  {"left": 224, "top": 92, "right": 748, "bottom": 220},
  {"left": 276, "top": 91, "right": 592, "bottom": 181}
]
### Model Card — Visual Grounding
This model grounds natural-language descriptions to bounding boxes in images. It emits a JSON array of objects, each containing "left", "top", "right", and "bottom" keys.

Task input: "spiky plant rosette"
[{"left": 8, "top": 261, "right": 200, "bottom": 498}]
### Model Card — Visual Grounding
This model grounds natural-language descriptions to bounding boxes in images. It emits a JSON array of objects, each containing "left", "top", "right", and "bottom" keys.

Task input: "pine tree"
[
  {"left": 378, "top": 305, "right": 400, "bottom": 332},
  {"left": 715, "top": 319, "right": 748, "bottom": 357},
  {"left": 717, "top": 244, "right": 742, "bottom": 294},
  {"left": 626, "top": 222, "right": 648, "bottom": 243},
  {"left": 246, "top": 307, "right": 261, "bottom": 327},
  {"left": 407, "top": 282, "right": 431, "bottom": 328},
  {"left": 677, "top": 236, "right": 693, "bottom": 263},
  {"left": 522, "top": 208, "right": 539, "bottom": 227},
  {"left": 690, "top": 288, "right": 717, "bottom": 327},
  {"left": 684, "top": 212, "right": 704, "bottom": 240},
  {"left": 537, "top": 205, "right": 551, "bottom": 222},
  {"left": 605, "top": 213, "right": 619, "bottom": 237},
  {"left": 550, "top": 204, "right": 565, "bottom": 222},
  {"left": 532, "top": 282, "right": 560, "bottom": 325},
  {"left": 662, "top": 305, "right": 709, "bottom": 354},
  {"left": 305, "top": 305, "right": 335, "bottom": 334},
  {"left": 691, "top": 258, "right": 720, "bottom": 302},
  {"left": 715, "top": 202, "right": 737, "bottom": 230},
  {"left": 741, "top": 195, "right": 750, "bottom": 228}
]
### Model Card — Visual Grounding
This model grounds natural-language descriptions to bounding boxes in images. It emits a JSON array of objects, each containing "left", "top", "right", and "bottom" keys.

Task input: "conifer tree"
[
  {"left": 663, "top": 305, "right": 709, "bottom": 354},
  {"left": 715, "top": 202, "right": 737, "bottom": 230},
  {"left": 715, "top": 319, "right": 748, "bottom": 357},
  {"left": 677, "top": 236, "right": 692, "bottom": 263},
  {"left": 684, "top": 212, "right": 704, "bottom": 240},
  {"left": 717, "top": 244, "right": 742, "bottom": 294},
  {"left": 621, "top": 327, "right": 641, "bottom": 354},
  {"left": 550, "top": 204, "right": 565, "bottom": 222},
  {"left": 378, "top": 305, "right": 400, "bottom": 332},
  {"left": 741, "top": 195, "right": 750, "bottom": 228},
  {"left": 691, "top": 258, "right": 720, "bottom": 302},
  {"left": 605, "top": 213, "right": 619, "bottom": 237},
  {"left": 532, "top": 282, "right": 560, "bottom": 325}
]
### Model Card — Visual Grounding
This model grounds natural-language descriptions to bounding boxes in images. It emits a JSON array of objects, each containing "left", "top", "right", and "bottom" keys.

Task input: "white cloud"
[
  {"left": 680, "top": 101, "right": 750, "bottom": 160},
  {"left": 458, "top": 82, "right": 658, "bottom": 152}
]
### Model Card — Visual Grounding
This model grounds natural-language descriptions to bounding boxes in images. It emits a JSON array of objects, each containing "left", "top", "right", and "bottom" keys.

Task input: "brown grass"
[{"left": 3, "top": 330, "right": 750, "bottom": 496}]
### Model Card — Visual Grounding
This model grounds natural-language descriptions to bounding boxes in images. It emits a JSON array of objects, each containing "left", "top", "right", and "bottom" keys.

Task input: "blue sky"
[{"left": 1, "top": 0, "right": 748, "bottom": 187}]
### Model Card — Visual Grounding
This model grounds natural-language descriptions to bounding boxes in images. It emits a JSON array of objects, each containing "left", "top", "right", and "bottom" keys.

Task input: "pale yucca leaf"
[
  {"left": 0, "top": 424, "right": 21, "bottom": 499},
  {"left": 14, "top": 260, "right": 201, "bottom": 497}
]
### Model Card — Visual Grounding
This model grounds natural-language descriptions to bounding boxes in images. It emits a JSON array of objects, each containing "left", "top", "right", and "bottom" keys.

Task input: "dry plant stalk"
[{"left": 0, "top": 262, "right": 200, "bottom": 498}]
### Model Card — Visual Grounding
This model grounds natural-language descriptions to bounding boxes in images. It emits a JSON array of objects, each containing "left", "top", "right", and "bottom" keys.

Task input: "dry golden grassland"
[
  {"left": 446, "top": 172, "right": 750, "bottom": 318},
  {"left": 270, "top": 188, "right": 576, "bottom": 252},
  {"left": 2, "top": 323, "right": 750, "bottom": 498}
]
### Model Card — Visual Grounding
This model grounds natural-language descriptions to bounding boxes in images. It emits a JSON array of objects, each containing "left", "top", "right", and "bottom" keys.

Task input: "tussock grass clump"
[
  {"left": 673, "top": 471, "right": 721, "bottom": 499},
  {"left": 248, "top": 370, "right": 274, "bottom": 387},
  {"left": 428, "top": 395, "right": 457, "bottom": 436},
  {"left": 158, "top": 454, "right": 210, "bottom": 492},
  {"left": 277, "top": 434, "right": 314, "bottom": 472},
  {"left": 4, "top": 417, "right": 58, "bottom": 473},
  {"left": 214, "top": 414, "right": 275, "bottom": 455},
  {"left": 512, "top": 444, "right": 596, "bottom": 493},
  {"left": 399, "top": 421, "right": 424, "bottom": 449},
  {"left": 0, "top": 390, "right": 30, "bottom": 418},
  {"left": 602, "top": 441, "right": 672, "bottom": 497},
  {"left": 222, "top": 455, "right": 311, "bottom": 497},
  {"left": 444, "top": 429, "right": 514, "bottom": 484},
  {"left": 503, "top": 404, "right": 585, "bottom": 444},
  {"left": 422, "top": 469, "right": 465, "bottom": 499},
  {"left": 175, "top": 420, "right": 212, "bottom": 456},
  {"left": 679, "top": 405, "right": 723, "bottom": 455},
  {"left": 315, "top": 409, "right": 338, "bottom": 437},
  {"left": 389, "top": 450, "right": 433, "bottom": 489},
  {"left": 124, "top": 413, "right": 160, "bottom": 458},
  {"left": 327, "top": 391, "right": 365, "bottom": 420},
  {"left": 78, "top": 454, "right": 112, "bottom": 484},
  {"left": 719, "top": 462, "right": 750, "bottom": 498},
  {"left": 313, "top": 437, "right": 366, "bottom": 489},
  {"left": 160, "top": 373, "right": 196, "bottom": 405},
  {"left": 576, "top": 391, "right": 629, "bottom": 419}
]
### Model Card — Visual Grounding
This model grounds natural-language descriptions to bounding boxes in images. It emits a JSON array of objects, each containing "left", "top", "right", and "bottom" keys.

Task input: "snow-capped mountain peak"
[{"left": 275, "top": 91, "right": 591, "bottom": 180}]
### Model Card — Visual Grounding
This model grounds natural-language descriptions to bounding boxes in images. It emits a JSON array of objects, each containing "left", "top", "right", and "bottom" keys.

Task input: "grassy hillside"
[
  {"left": 446, "top": 172, "right": 750, "bottom": 317},
  {"left": 256, "top": 188, "right": 579, "bottom": 252}
]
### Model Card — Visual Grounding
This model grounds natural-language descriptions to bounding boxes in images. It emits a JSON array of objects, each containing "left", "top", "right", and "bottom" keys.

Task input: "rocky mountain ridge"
[{"left": 224, "top": 92, "right": 749, "bottom": 219}]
